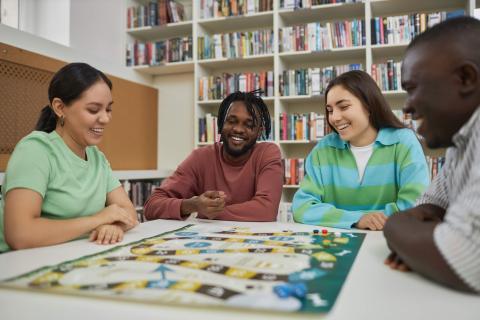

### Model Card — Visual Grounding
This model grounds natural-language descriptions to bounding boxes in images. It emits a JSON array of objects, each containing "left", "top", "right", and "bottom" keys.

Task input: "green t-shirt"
[{"left": 0, "top": 131, "right": 121, "bottom": 252}]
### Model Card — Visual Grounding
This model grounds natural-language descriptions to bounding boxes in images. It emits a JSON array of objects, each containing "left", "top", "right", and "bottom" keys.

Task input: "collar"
[
  {"left": 452, "top": 106, "right": 480, "bottom": 147},
  {"left": 325, "top": 127, "right": 401, "bottom": 149}
]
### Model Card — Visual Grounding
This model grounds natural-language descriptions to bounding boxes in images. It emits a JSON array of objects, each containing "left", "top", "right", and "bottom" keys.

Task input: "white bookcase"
[{"left": 126, "top": 0, "right": 478, "bottom": 202}]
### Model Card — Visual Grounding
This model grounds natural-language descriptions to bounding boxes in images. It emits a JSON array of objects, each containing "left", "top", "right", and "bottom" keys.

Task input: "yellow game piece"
[{"left": 312, "top": 251, "right": 337, "bottom": 262}]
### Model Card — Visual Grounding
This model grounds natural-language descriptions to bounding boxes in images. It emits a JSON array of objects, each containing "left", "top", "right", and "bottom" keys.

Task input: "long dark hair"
[
  {"left": 35, "top": 63, "right": 112, "bottom": 133},
  {"left": 324, "top": 70, "right": 404, "bottom": 133},
  {"left": 217, "top": 90, "right": 271, "bottom": 140}
]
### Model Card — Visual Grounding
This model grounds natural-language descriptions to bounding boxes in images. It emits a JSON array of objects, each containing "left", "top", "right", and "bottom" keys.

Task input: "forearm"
[
  {"left": 180, "top": 197, "right": 198, "bottom": 218},
  {"left": 144, "top": 191, "right": 183, "bottom": 220},
  {"left": 215, "top": 197, "right": 278, "bottom": 222},
  {"left": 384, "top": 214, "right": 472, "bottom": 292},
  {"left": 293, "top": 191, "right": 364, "bottom": 229},
  {"left": 400, "top": 203, "right": 446, "bottom": 221},
  {"left": 118, "top": 205, "right": 138, "bottom": 230},
  {"left": 5, "top": 214, "right": 103, "bottom": 250}
]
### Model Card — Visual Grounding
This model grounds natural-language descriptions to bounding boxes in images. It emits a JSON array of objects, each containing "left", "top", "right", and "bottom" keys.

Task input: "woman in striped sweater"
[{"left": 292, "top": 70, "right": 430, "bottom": 230}]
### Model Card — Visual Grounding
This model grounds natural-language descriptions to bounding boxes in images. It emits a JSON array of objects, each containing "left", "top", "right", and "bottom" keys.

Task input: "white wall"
[
  {"left": 69, "top": 0, "right": 126, "bottom": 68},
  {"left": 0, "top": 23, "right": 152, "bottom": 85},
  {"left": 1, "top": 0, "right": 19, "bottom": 28},
  {"left": 153, "top": 73, "right": 195, "bottom": 171},
  {"left": 19, "top": 0, "right": 70, "bottom": 46}
]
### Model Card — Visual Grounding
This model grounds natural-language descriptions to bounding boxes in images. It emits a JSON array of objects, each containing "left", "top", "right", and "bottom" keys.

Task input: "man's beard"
[{"left": 221, "top": 134, "right": 257, "bottom": 157}]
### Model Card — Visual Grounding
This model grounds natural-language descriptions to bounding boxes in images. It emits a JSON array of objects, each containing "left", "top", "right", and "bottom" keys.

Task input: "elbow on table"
[
  {"left": 5, "top": 233, "right": 35, "bottom": 250},
  {"left": 143, "top": 204, "right": 156, "bottom": 221},
  {"left": 261, "top": 202, "right": 279, "bottom": 222},
  {"left": 383, "top": 213, "right": 403, "bottom": 242}
]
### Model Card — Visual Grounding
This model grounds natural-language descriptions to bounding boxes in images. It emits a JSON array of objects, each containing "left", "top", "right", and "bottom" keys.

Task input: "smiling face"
[
  {"left": 326, "top": 85, "right": 378, "bottom": 147},
  {"left": 220, "top": 101, "right": 261, "bottom": 161},
  {"left": 54, "top": 80, "right": 113, "bottom": 157},
  {"left": 402, "top": 45, "right": 468, "bottom": 148}
]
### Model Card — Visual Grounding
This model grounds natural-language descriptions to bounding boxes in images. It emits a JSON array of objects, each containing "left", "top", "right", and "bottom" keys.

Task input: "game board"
[{"left": 1, "top": 224, "right": 365, "bottom": 314}]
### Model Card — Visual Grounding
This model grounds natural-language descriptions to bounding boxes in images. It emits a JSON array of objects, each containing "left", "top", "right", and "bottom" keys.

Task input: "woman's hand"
[
  {"left": 96, "top": 203, "right": 138, "bottom": 229},
  {"left": 356, "top": 212, "right": 388, "bottom": 230},
  {"left": 89, "top": 224, "right": 124, "bottom": 244}
]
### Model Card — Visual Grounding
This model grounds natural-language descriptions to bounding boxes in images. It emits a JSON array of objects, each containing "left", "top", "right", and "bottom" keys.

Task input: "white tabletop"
[{"left": 0, "top": 219, "right": 478, "bottom": 320}]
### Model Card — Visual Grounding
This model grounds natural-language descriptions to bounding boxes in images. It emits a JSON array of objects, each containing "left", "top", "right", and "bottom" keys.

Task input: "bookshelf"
[
  {"left": 113, "top": 170, "right": 173, "bottom": 180},
  {"left": 126, "top": 0, "right": 194, "bottom": 75},
  {"left": 114, "top": 170, "right": 172, "bottom": 222},
  {"left": 125, "top": 0, "right": 478, "bottom": 203}
]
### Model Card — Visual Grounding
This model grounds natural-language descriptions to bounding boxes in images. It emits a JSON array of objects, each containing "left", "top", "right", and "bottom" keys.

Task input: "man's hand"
[
  {"left": 196, "top": 191, "right": 226, "bottom": 219},
  {"left": 181, "top": 191, "right": 227, "bottom": 219},
  {"left": 385, "top": 252, "right": 411, "bottom": 272},
  {"left": 356, "top": 212, "right": 388, "bottom": 230}
]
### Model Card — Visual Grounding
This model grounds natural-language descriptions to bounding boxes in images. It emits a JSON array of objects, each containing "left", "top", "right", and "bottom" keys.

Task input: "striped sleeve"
[
  {"left": 433, "top": 130, "right": 480, "bottom": 293},
  {"left": 292, "top": 149, "right": 364, "bottom": 229},
  {"left": 384, "top": 131, "right": 430, "bottom": 214}
]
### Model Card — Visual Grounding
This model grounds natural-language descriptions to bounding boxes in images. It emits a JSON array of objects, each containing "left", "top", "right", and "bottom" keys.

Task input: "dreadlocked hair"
[{"left": 217, "top": 89, "right": 271, "bottom": 140}]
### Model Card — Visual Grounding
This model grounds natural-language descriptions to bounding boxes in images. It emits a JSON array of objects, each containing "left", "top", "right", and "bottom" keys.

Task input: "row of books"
[
  {"left": 279, "top": 19, "right": 365, "bottom": 52},
  {"left": 126, "top": 37, "right": 193, "bottom": 66},
  {"left": 199, "top": 114, "right": 221, "bottom": 143},
  {"left": 198, "top": 71, "right": 274, "bottom": 101},
  {"left": 392, "top": 110, "right": 419, "bottom": 133},
  {"left": 279, "top": 112, "right": 331, "bottom": 141},
  {"left": 198, "top": 109, "right": 417, "bottom": 144},
  {"left": 121, "top": 180, "right": 162, "bottom": 222},
  {"left": 426, "top": 156, "right": 445, "bottom": 180},
  {"left": 370, "top": 10, "right": 464, "bottom": 45},
  {"left": 126, "top": 0, "right": 186, "bottom": 29},
  {"left": 279, "top": 64, "right": 362, "bottom": 96},
  {"left": 277, "top": 202, "right": 294, "bottom": 223},
  {"left": 281, "top": 0, "right": 358, "bottom": 9},
  {"left": 283, "top": 158, "right": 305, "bottom": 186},
  {"left": 282, "top": 155, "right": 444, "bottom": 188},
  {"left": 371, "top": 60, "right": 402, "bottom": 92},
  {"left": 200, "top": 0, "right": 273, "bottom": 19},
  {"left": 198, "top": 30, "right": 274, "bottom": 60},
  {"left": 199, "top": 114, "right": 275, "bottom": 143}
]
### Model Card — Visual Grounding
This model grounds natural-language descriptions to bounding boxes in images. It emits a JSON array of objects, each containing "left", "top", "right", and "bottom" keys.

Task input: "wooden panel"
[
  {"left": 0, "top": 155, "right": 9, "bottom": 171},
  {"left": 99, "top": 76, "right": 158, "bottom": 169},
  {"left": 0, "top": 43, "right": 64, "bottom": 72},
  {"left": 0, "top": 60, "right": 53, "bottom": 154},
  {"left": 0, "top": 43, "right": 157, "bottom": 171}
]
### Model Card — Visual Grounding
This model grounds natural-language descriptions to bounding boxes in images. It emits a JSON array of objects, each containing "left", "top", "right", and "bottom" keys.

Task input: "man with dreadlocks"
[{"left": 144, "top": 91, "right": 283, "bottom": 221}]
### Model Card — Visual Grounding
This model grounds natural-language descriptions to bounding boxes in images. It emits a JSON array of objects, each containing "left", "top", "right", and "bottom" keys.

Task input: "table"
[{"left": 0, "top": 219, "right": 478, "bottom": 320}]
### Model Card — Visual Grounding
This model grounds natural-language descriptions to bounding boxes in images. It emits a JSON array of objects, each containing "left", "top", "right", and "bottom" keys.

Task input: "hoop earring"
[{"left": 59, "top": 116, "right": 65, "bottom": 127}]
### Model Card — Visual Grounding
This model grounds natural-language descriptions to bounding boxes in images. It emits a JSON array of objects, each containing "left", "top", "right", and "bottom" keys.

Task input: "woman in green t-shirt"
[{"left": 0, "top": 63, "right": 138, "bottom": 252}]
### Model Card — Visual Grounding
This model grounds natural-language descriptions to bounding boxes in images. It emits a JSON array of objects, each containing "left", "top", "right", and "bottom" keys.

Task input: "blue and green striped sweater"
[{"left": 292, "top": 127, "right": 430, "bottom": 229}]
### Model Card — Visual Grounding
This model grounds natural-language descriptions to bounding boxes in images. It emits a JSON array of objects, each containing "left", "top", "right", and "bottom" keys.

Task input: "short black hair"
[
  {"left": 217, "top": 90, "right": 271, "bottom": 140},
  {"left": 407, "top": 16, "right": 480, "bottom": 65}
]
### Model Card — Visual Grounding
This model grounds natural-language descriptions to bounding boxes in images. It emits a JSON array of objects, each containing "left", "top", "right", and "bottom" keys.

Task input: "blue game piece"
[
  {"left": 291, "top": 283, "right": 308, "bottom": 298},
  {"left": 273, "top": 284, "right": 293, "bottom": 299}
]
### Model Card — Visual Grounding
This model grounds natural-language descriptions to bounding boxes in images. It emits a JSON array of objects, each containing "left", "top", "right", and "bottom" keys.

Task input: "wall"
[
  {"left": 69, "top": 0, "right": 126, "bottom": 68},
  {"left": 1, "top": 0, "right": 19, "bottom": 28},
  {"left": 153, "top": 73, "right": 195, "bottom": 170},
  {"left": 19, "top": 0, "right": 70, "bottom": 46},
  {"left": 0, "top": 23, "right": 151, "bottom": 85}
]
